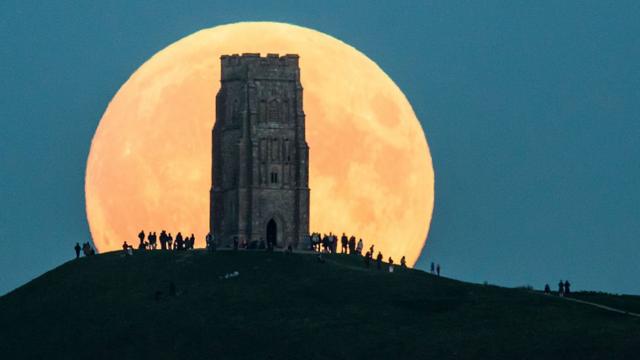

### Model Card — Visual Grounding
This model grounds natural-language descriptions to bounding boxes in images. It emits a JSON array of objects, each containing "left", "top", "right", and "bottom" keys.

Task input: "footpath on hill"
[{"left": 560, "top": 296, "right": 640, "bottom": 318}]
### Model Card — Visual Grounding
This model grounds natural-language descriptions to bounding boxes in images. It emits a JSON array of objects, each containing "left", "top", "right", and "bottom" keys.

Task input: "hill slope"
[{"left": 1, "top": 250, "right": 639, "bottom": 359}]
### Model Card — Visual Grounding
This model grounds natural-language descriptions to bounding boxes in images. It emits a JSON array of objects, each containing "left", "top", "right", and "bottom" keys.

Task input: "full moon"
[{"left": 86, "top": 22, "right": 434, "bottom": 266}]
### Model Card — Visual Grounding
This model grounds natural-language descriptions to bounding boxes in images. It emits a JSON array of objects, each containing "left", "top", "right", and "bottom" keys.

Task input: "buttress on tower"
[{"left": 210, "top": 53, "right": 310, "bottom": 249}]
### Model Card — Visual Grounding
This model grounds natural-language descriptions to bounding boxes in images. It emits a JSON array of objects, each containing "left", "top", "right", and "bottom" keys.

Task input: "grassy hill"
[{"left": 1, "top": 250, "right": 639, "bottom": 359}]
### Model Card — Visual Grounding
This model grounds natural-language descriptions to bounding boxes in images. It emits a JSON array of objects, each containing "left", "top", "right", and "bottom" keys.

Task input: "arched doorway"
[{"left": 266, "top": 219, "right": 277, "bottom": 247}]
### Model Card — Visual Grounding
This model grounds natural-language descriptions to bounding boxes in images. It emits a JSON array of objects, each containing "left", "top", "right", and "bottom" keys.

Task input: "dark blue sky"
[{"left": 1, "top": 1, "right": 639, "bottom": 295}]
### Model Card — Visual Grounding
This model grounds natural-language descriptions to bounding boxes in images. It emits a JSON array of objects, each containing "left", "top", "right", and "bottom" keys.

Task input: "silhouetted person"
[
  {"left": 369, "top": 245, "right": 375, "bottom": 257},
  {"left": 436, "top": 264, "right": 441, "bottom": 277},
  {"left": 430, "top": 262, "right": 435, "bottom": 274},
  {"left": 341, "top": 233, "right": 348, "bottom": 254},
  {"left": 167, "top": 233, "right": 173, "bottom": 250},
  {"left": 149, "top": 232, "right": 157, "bottom": 250},
  {"left": 388, "top": 257, "right": 394, "bottom": 273},
  {"left": 206, "top": 232, "right": 215, "bottom": 251},
  {"left": 564, "top": 280, "right": 571, "bottom": 295},
  {"left": 400, "top": 256, "right": 406, "bottom": 268},
  {"left": 82, "top": 242, "right": 95, "bottom": 256},
  {"left": 332, "top": 234, "right": 338, "bottom": 253},
  {"left": 190, "top": 234, "right": 195, "bottom": 250},
  {"left": 311, "top": 233, "right": 320, "bottom": 252},
  {"left": 175, "top": 232, "right": 184, "bottom": 250},
  {"left": 356, "top": 238, "right": 363, "bottom": 255},
  {"left": 364, "top": 251, "right": 371, "bottom": 268},
  {"left": 138, "top": 230, "right": 145, "bottom": 249},
  {"left": 160, "top": 230, "right": 167, "bottom": 250},
  {"left": 544, "top": 284, "right": 551, "bottom": 295},
  {"left": 123, "top": 241, "right": 133, "bottom": 256},
  {"left": 376, "top": 252, "right": 383, "bottom": 270},
  {"left": 558, "top": 280, "right": 564, "bottom": 296},
  {"left": 348, "top": 236, "right": 356, "bottom": 254},
  {"left": 74, "top": 243, "right": 81, "bottom": 259}
]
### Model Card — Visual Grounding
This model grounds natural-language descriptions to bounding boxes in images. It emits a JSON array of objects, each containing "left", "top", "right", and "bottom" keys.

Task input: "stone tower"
[{"left": 210, "top": 53, "right": 310, "bottom": 249}]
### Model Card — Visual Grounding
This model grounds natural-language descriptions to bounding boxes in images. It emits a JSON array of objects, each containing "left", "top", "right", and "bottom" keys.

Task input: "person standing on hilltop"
[
  {"left": 138, "top": 230, "right": 145, "bottom": 250},
  {"left": 82, "top": 242, "right": 91, "bottom": 256},
  {"left": 388, "top": 257, "right": 394, "bottom": 273},
  {"left": 147, "top": 232, "right": 155, "bottom": 250},
  {"left": 331, "top": 233, "right": 338, "bottom": 254},
  {"left": 205, "top": 232, "right": 212, "bottom": 251},
  {"left": 160, "top": 230, "right": 167, "bottom": 250},
  {"left": 430, "top": 262, "right": 435, "bottom": 274},
  {"left": 564, "top": 280, "right": 571, "bottom": 295},
  {"left": 364, "top": 251, "right": 371, "bottom": 268},
  {"left": 436, "top": 264, "right": 441, "bottom": 277},
  {"left": 356, "top": 238, "right": 363, "bottom": 255},
  {"left": 74, "top": 243, "right": 81, "bottom": 259},
  {"left": 558, "top": 280, "right": 565, "bottom": 296},
  {"left": 376, "top": 252, "right": 383, "bottom": 270},
  {"left": 175, "top": 232, "right": 184, "bottom": 250},
  {"left": 400, "top": 256, "right": 407, "bottom": 268},
  {"left": 340, "top": 233, "right": 348, "bottom": 254}
]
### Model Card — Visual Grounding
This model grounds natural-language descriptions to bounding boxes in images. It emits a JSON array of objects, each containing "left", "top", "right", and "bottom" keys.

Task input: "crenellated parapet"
[{"left": 220, "top": 53, "right": 300, "bottom": 82}]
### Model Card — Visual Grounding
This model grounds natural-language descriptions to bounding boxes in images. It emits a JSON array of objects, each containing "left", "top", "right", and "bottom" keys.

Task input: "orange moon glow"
[{"left": 86, "top": 22, "right": 434, "bottom": 266}]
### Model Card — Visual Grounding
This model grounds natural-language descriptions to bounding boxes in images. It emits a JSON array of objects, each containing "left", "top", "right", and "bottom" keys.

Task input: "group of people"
[
  {"left": 123, "top": 230, "right": 197, "bottom": 252},
  {"left": 310, "top": 232, "right": 419, "bottom": 275},
  {"left": 73, "top": 229, "right": 419, "bottom": 278},
  {"left": 73, "top": 242, "right": 95, "bottom": 258},
  {"left": 309, "top": 232, "right": 364, "bottom": 255},
  {"left": 429, "top": 262, "right": 442, "bottom": 277},
  {"left": 362, "top": 249, "right": 407, "bottom": 273},
  {"left": 544, "top": 280, "right": 572, "bottom": 296}
]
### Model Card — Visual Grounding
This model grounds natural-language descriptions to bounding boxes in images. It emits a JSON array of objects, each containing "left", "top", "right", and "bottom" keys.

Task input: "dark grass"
[{"left": 1, "top": 250, "right": 639, "bottom": 359}]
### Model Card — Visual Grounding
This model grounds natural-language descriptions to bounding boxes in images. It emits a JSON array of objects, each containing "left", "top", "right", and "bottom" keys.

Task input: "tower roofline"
[
  {"left": 220, "top": 53, "right": 299, "bottom": 67},
  {"left": 220, "top": 53, "right": 300, "bottom": 82}
]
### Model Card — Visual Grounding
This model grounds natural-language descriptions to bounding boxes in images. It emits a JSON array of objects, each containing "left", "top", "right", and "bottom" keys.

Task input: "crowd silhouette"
[
  {"left": 309, "top": 232, "right": 365, "bottom": 255},
  {"left": 543, "top": 280, "right": 572, "bottom": 297},
  {"left": 128, "top": 230, "right": 197, "bottom": 253},
  {"left": 72, "top": 229, "right": 419, "bottom": 276},
  {"left": 73, "top": 232, "right": 582, "bottom": 297},
  {"left": 308, "top": 231, "right": 415, "bottom": 274},
  {"left": 73, "top": 242, "right": 95, "bottom": 258}
]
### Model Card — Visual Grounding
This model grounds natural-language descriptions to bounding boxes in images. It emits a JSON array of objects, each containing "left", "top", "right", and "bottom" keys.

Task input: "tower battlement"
[{"left": 220, "top": 53, "right": 300, "bottom": 81}]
